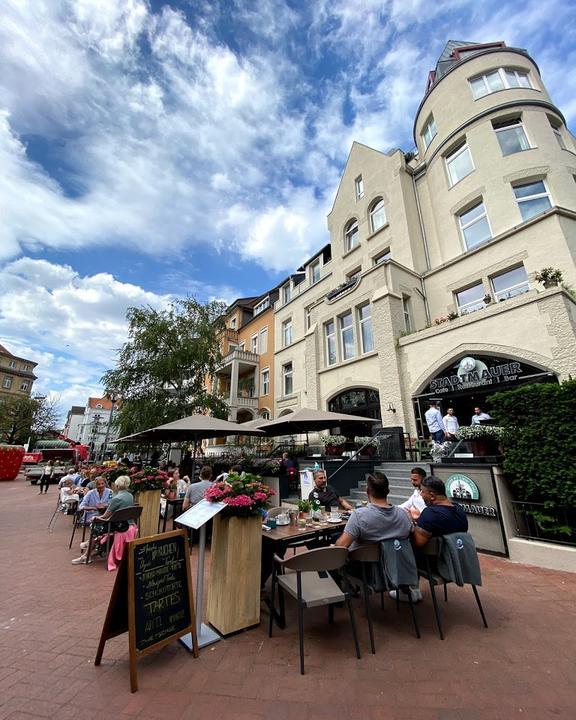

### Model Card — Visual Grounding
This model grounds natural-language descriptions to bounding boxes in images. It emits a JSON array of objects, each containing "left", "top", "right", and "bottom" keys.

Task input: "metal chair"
[
  {"left": 417, "top": 534, "right": 488, "bottom": 640},
  {"left": 269, "top": 546, "right": 361, "bottom": 674},
  {"left": 69, "top": 506, "right": 91, "bottom": 549},
  {"left": 48, "top": 494, "right": 78, "bottom": 533},
  {"left": 85, "top": 506, "right": 143, "bottom": 564}
]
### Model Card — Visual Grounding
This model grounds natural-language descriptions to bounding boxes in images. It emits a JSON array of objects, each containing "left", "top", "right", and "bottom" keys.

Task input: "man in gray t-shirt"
[
  {"left": 335, "top": 472, "right": 412, "bottom": 551},
  {"left": 182, "top": 465, "right": 214, "bottom": 511}
]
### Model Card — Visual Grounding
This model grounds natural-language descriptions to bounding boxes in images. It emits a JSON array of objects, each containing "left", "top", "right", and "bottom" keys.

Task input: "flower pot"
[
  {"left": 325, "top": 444, "right": 343, "bottom": 457},
  {"left": 134, "top": 488, "right": 162, "bottom": 538},
  {"left": 357, "top": 445, "right": 376, "bottom": 457},
  {"left": 207, "top": 514, "right": 262, "bottom": 635},
  {"left": 543, "top": 280, "right": 558, "bottom": 289},
  {"left": 470, "top": 438, "right": 499, "bottom": 457}
]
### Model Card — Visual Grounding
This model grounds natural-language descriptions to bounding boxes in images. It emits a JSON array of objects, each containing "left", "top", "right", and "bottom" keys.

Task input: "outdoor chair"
[
  {"left": 48, "top": 495, "right": 78, "bottom": 533},
  {"left": 268, "top": 546, "right": 361, "bottom": 674},
  {"left": 345, "top": 539, "right": 421, "bottom": 653},
  {"left": 85, "top": 506, "right": 143, "bottom": 564},
  {"left": 417, "top": 533, "right": 488, "bottom": 640},
  {"left": 69, "top": 506, "right": 91, "bottom": 549}
]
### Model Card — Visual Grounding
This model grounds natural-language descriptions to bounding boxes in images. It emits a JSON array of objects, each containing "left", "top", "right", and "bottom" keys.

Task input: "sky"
[{"left": 1, "top": 0, "right": 576, "bottom": 420}]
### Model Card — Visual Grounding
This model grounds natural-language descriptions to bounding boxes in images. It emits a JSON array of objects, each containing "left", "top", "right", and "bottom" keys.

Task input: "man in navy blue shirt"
[{"left": 412, "top": 476, "right": 468, "bottom": 548}]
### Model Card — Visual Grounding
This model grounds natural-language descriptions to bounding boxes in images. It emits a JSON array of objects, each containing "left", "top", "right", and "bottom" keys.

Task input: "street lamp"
[{"left": 100, "top": 391, "right": 119, "bottom": 461}]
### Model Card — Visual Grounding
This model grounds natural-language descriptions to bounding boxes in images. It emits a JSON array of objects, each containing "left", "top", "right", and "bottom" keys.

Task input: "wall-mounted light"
[{"left": 387, "top": 403, "right": 396, "bottom": 413}]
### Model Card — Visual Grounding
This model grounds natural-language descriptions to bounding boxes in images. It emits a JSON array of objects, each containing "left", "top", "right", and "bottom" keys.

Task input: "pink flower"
[
  {"left": 253, "top": 491, "right": 268, "bottom": 501},
  {"left": 223, "top": 494, "right": 254, "bottom": 507}
]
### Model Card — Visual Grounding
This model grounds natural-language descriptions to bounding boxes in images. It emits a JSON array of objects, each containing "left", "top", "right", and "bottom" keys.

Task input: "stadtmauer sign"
[{"left": 426, "top": 355, "right": 546, "bottom": 395}]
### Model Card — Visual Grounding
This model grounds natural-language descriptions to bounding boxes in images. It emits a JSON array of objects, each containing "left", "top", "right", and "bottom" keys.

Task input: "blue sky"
[{"left": 1, "top": 0, "right": 576, "bottom": 417}]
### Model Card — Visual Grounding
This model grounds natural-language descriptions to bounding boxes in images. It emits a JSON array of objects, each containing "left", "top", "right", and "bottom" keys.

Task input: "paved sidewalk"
[{"left": 0, "top": 476, "right": 575, "bottom": 720}]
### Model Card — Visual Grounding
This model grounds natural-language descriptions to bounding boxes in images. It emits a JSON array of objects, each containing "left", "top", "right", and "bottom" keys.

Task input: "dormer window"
[
  {"left": 344, "top": 219, "right": 359, "bottom": 252},
  {"left": 254, "top": 297, "right": 270, "bottom": 316}
]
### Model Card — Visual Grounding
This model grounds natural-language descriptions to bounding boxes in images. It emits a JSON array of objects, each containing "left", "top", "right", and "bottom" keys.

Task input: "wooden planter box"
[
  {"left": 207, "top": 514, "right": 262, "bottom": 635},
  {"left": 134, "top": 489, "right": 161, "bottom": 538}
]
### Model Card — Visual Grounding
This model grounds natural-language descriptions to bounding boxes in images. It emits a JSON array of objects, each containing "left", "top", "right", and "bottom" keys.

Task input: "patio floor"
[{"left": 0, "top": 475, "right": 575, "bottom": 720}]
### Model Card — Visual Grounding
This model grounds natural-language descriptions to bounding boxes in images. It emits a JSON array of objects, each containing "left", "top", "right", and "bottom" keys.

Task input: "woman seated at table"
[
  {"left": 165, "top": 469, "right": 190, "bottom": 496},
  {"left": 79, "top": 476, "right": 112, "bottom": 523}
]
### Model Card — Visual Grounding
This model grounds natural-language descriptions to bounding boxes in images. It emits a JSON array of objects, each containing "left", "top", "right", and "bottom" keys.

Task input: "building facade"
[
  {"left": 78, "top": 396, "right": 119, "bottom": 455},
  {"left": 63, "top": 406, "right": 85, "bottom": 443},
  {"left": 270, "top": 40, "right": 576, "bottom": 438},
  {"left": 0, "top": 343, "right": 37, "bottom": 398}
]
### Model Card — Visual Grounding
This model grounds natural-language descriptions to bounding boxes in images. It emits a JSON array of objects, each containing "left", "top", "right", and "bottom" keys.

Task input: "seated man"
[
  {"left": 182, "top": 466, "right": 214, "bottom": 510},
  {"left": 412, "top": 476, "right": 468, "bottom": 548},
  {"left": 399, "top": 467, "right": 427, "bottom": 520},
  {"left": 335, "top": 472, "right": 412, "bottom": 550},
  {"left": 308, "top": 469, "right": 353, "bottom": 512}
]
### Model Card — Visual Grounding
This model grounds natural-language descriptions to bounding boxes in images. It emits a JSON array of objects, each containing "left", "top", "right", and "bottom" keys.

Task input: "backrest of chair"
[
  {"left": 421, "top": 537, "right": 441, "bottom": 556},
  {"left": 282, "top": 546, "right": 348, "bottom": 572},
  {"left": 108, "top": 505, "right": 143, "bottom": 523},
  {"left": 438, "top": 532, "right": 482, "bottom": 586},
  {"left": 348, "top": 544, "right": 380, "bottom": 563}
]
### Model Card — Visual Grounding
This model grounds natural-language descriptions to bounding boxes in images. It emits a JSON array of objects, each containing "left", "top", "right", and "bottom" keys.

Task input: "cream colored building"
[
  {"left": 272, "top": 40, "right": 576, "bottom": 438},
  {"left": 0, "top": 342, "right": 37, "bottom": 398}
]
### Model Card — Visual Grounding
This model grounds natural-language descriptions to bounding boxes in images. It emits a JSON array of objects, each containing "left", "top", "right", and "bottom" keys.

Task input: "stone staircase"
[{"left": 345, "top": 461, "right": 432, "bottom": 506}]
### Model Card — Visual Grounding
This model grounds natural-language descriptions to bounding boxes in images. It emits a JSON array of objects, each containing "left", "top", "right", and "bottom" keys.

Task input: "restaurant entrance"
[{"left": 412, "top": 353, "right": 558, "bottom": 437}]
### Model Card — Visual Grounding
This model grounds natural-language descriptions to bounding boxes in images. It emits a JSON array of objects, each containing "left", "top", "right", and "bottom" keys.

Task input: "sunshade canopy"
[
  {"left": 253, "top": 407, "right": 378, "bottom": 436},
  {"left": 114, "top": 414, "right": 265, "bottom": 443}
]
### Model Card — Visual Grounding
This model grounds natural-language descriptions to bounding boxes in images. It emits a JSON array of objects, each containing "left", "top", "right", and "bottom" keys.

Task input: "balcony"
[{"left": 216, "top": 348, "right": 260, "bottom": 373}]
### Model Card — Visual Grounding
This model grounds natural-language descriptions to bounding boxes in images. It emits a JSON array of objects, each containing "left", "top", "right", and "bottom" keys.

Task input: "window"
[
  {"left": 310, "top": 260, "right": 320, "bottom": 285},
  {"left": 282, "top": 363, "right": 293, "bottom": 396},
  {"left": 369, "top": 198, "right": 386, "bottom": 233},
  {"left": 373, "top": 249, "right": 391, "bottom": 265},
  {"left": 491, "top": 266, "right": 530, "bottom": 301},
  {"left": 344, "top": 219, "right": 359, "bottom": 251},
  {"left": 2, "top": 377, "right": 12, "bottom": 389},
  {"left": 402, "top": 296, "right": 412, "bottom": 332},
  {"left": 259, "top": 327, "right": 268, "bottom": 354},
  {"left": 305, "top": 307, "right": 312, "bottom": 330},
  {"left": 513, "top": 180, "right": 551, "bottom": 221},
  {"left": 422, "top": 115, "right": 437, "bottom": 149},
  {"left": 251, "top": 334, "right": 258, "bottom": 354},
  {"left": 325, "top": 321, "right": 337, "bottom": 365},
  {"left": 282, "top": 283, "right": 291, "bottom": 304},
  {"left": 493, "top": 119, "right": 530, "bottom": 156},
  {"left": 230, "top": 317, "right": 237, "bottom": 329},
  {"left": 358, "top": 304, "right": 374, "bottom": 353},
  {"left": 458, "top": 200, "right": 492, "bottom": 249},
  {"left": 355, "top": 175, "right": 364, "bottom": 199},
  {"left": 19, "top": 382, "right": 29, "bottom": 392},
  {"left": 8, "top": 360, "right": 16, "bottom": 369},
  {"left": 282, "top": 318, "right": 293, "bottom": 347},
  {"left": 339, "top": 312, "right": 355, "bottom": 360},
  {"left": 254, "top": 297, "right": 270, "bottom": 316},
  {"left": 446, "top": 143, "right": 474, "bottom": 186},
  {"left": 346, "top": 267, "right": 362, "bottom": 281},
  {"left": 549, "top": 118, "right": 566, "bottom": 150},
  {"left": 261, "top": 368, "right": 270, "bottom": 396},
  {"left": 469, "top": 67, "right": 532, "bottom": 99},
  {"left": 22, "top": 365, "right": 29, "bottom": 371},
  {"left": 239, "top": 342, "right": 245, "bottom": 351},
  {"left": 260, "top": 409, "right": 270, "bottom": 420},
  {"left": 455, "top": 283, "right": 486, "bottom": 315}
]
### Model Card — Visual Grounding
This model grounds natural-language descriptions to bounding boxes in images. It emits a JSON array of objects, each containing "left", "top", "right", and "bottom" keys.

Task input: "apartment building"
[
  {"left": 78, "top": 396, "right": 119, "bottom": 454},
  {"left": 63, "top": 405, "right": 85, "bottom": 443},
  {"left": 0, "top": 343, "right": 37, "bottom": 398},
  {"left": 271, "top": 40, "right": 576, "bottom": 438}
]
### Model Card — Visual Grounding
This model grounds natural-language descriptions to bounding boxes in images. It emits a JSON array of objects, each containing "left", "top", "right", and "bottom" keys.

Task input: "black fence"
[{"left": 511, "top": 501, "right": 576, "bottom": 547}]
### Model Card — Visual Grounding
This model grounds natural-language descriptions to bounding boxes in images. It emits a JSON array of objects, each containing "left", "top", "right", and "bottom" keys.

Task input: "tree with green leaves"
[
  {"left": 0, "top": 394, "right": 61, "bottom": 445},
  {"left": 102, "top": 297, "right": 228, "bottom": 438}
]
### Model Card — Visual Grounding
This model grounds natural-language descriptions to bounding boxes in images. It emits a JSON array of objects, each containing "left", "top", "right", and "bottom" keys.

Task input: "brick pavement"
[{"left": 0, "top": 475, "right": 575, "bottom": 720}]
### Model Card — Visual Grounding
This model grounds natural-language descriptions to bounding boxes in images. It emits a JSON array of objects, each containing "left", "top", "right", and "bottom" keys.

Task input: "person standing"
[
  {"left": 471, "top": 407, "right": 492, "bottom": 425},
  {"left": 38, "top": 459, "right": 55, "bottom": 494},
  {"left": 424, "top": 401, "right": 447, "bottom": 443},
  {"left": 443, "top": 408, "right": 459, "bottom": 439}
]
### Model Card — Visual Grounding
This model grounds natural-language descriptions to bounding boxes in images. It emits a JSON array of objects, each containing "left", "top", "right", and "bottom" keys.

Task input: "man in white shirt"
[
  {"left": 471, "top": 407, "right": 492, "bottom": 425},
  {"left": 399, "top": 467, "right": 426, "bottom": 519},
  {"left": 424, "top": 401, "right": 447, "bottom": 443},
  {"left": 443, "top": 408, "right": 459, "bottom": 439}
]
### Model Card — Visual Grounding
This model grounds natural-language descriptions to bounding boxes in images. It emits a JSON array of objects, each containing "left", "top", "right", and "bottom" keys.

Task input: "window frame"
[
  {"left": 261, "top": 368, "right": 270, "bottom": 396},
  {"left": 513, "top": 179, "right": 552, "bottom": 222},
  {"left": 457, "top": 199, "right": 492, "bottom": 250},
  {"left": 469, "top": 66, "right": 532, "bottom": 99},
  {"left": 282, "top": 283, "right": 291, "bottom": 305},
  {"left": 402, "top": 295, "right": 412, "bottom": 333},
  {"left": 490, "top": 265, "right": 530, "bottom": 302},
  {"left": 259, "top": 327, "right": 268, "bottom": 354},
  {"left": 324, "top": 320, "right": 337, "bottom": 366},
  {"left": 251, "top": 334, "right": 258, "bottom": 354},
  {"left": 344, "top": 219, "right": 359, "bottom": 252},
  {"left": 493, "top": 118, "right": 531, "bottom": 156},
  {"left": 422, "top": 115, "right": 437, "bottom": 150},
  {"left": 358, "top": 304, "right": 374, "bottom": 354},
  {"left": 310, "top": 260, "right": 321, "bottom": 285},
  {"left": 369, "top": 198, "right": 386, "bottom": 233},
  {"left": 8, "top": 360, "right": 16, "bottom": 369},
  {"left": 2, "top": 377, "right": 12, "bottom": 389},
  {"left": 455, "top": 282, "right": 486, "bottom": 316},
  {"left": 282, "top": 362, "right": 293, "bottom": 396},
  {"left": 339, "top": 311, "right": 355, "bottom": 361},
  {"left": 254, "top": 297, "right": 270, "bottom": 316},
  {"left": 304, "top": 307, "right": 312, "bottom": 331},
  {"left": 19, "top": 381, "right": 29, "bottom": 392},
  {"left": 355, "top": 175, "right": 364, "bottom": 200},
  {"left": 373, "top": 249, "right": 391, "bottom": 265},
  {"left": 282, "top": 318, "right": 293, "bottom": 347},
  {"left": 445, "top": 142, "right": 474, "bottom": 187}
]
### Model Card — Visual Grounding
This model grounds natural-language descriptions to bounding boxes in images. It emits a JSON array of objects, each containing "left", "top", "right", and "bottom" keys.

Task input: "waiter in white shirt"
[
  {"left": 471, "top": 406, "right": 492, "bottom": 425},
  {"left": 443, "top": 407, "right": 459, "bottom": 439},
  {"left": 424, "top": 401, "right": 447, "bottom": 443}
]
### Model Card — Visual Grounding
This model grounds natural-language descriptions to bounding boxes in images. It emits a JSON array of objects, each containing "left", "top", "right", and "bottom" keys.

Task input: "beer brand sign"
[{"left": 427, "top": 355, "right": 543, "bottom": 395}]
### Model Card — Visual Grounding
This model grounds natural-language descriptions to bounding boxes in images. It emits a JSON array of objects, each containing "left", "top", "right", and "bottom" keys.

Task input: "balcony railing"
[
  {"left": 217, "top": 348, "right": 260, "bottom": 369},
  {"left": 233, "top": 396, "right": 258, "bottom": 408}
]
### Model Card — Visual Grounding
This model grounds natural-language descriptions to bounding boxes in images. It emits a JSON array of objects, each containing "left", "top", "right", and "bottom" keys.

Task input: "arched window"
[
  {"left": 344, "top": 219, "right": 359, "bottom": 252},
  {"left": 369, "top": 198, "right": 386, "bottom": 233}
]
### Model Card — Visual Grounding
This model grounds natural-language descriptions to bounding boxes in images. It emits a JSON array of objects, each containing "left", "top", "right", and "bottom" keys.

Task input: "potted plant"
[
  {"left": 535, "top": 267, "right": 563, "bottom": 289},
  {"left": 205, "top": 473, "right": 274, "bottom": 635},
  {"left": 455, "top": 425, "right": 504, "bottom": 457},
  {"left": 354, "top": 436, "right": 379, "bottom": 457},
  {"left": 319, "top": 434, "right": 347, "bottom": 456},
  {"left": 297, "top": 498, "right": 313, "bottom": 518},
  {"left": 483, "top": 294, "right": 492, "bottom": 304}
]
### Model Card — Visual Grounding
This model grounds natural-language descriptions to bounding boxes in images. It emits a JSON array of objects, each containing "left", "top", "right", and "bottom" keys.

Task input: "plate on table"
[{"left": 327, "top": 517, "right": 342, "bottom": 523}]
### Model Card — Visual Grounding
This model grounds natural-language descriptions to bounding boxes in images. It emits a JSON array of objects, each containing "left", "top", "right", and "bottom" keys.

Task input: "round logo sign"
[{"left": 446, "top": 473, "right": 480, "bottom": 501}]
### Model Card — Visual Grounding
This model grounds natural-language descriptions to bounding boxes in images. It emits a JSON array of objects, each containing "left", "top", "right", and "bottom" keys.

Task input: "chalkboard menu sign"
[{"left": 95, "top": 529, "right": 198, "bottom": 692}]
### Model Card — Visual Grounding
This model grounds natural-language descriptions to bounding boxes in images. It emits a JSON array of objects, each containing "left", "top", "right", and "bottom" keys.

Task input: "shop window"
[
  {"left": 458, "top": 200, "right": 492, "bottom": 250},
  {"left": 446, "top": 142, "right": 474, "bottom": 186},
  {"left": 491, "top": 266, "right": 530, "bottom": 301},
  {"left": 513, "top": 180, "right": 551, "bottom": 222},
  {"left": 455, "top": 283, "right": 486, "bottom": 315}
]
